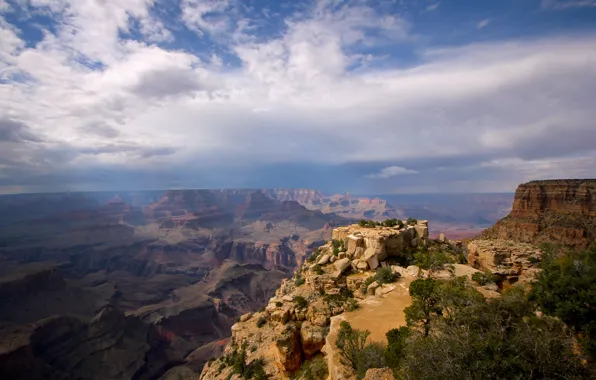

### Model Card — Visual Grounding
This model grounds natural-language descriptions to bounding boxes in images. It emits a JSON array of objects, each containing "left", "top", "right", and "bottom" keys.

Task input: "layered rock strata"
[{"left": 478, "top": 179, "right": 596, "bottom": 248}]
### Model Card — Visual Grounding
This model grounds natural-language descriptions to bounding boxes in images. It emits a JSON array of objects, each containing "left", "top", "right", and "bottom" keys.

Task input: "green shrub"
[
  {"left": 306, "top": 250, "right": 319, "bottom": 263},
  {"left": 313, "top": 265, "right": 324, "bottom": 275},
  {"left": 471, "top": 271, "right": 488, "bottom": 285},
  {"left": 295, "top": 276, "right": 305, "bottom": 286},
  {"left": 364, "top": 276, "right": 376, "bottom": 288},
  {"left": 275, "top": 301, "right": 283, "bottom": 307},
  {"left": 528, "top": 256, "right": 540, "bottom": 264},
  {"left": 336, "top": 321, "right": 371, "bottom": 370},
  {"left": 256, "top": 316, "right": 267, "bottom": 328},
  {"left": 413, "top": 248, "right": 454, "bottom": 272},
  {"left": 406, "top": 217, "right": 418, "bottom": 225},
  {"left": 295, "top": 296, "right": 308, "bottom": 309},
  {"left": 218, "top": 362, "right": 226, "bottom": 371},
  {"left": 530, "top": 245, "right": 596, "bottom": 358},
  {"left": 399, "top": 286, "right": 589, "bottom": 379},
  {"left": 295, "top": 356, "right": 328, "bottom": 380},
  {"left": 355, "top": 342, "right": 387, "bottom": 379},
  {"left": 346, "top": 298, "right": 359, "bottom": 312},
  {"left": 375, "top": 266, "right": 397, "bottom": 285},
  {"left": 384, "top": 326, "right": 410, "bottom": 370},
  {"left": 243, "top": 358, "right": 267, "bottom": 380}
]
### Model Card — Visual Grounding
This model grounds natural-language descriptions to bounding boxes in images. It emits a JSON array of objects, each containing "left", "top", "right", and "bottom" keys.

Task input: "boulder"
[
  {"left": 391, "top": 265, "right": 407, "bottom": 277},
  {"left": 338, "top": 252, "right": 347, "bottom": 259},
  {"left": 438, "top": 233, "right": 447, "bottom": 243},
  {"left": 239, "top": 313, "right": 252, "bottom": 322},
  {"left": 414, "top": 224, "right": 429, "bottom": 240},
  {"left": 317, "top": 254, "right": 331, "bottom": 265},
  {"left": 367, "top": 281, "right": 379, "bottom": 296},
  {"left": 300, "top": 322, "right": 327, "bottom": 357},
  {"left": 330, "top": 256, "right": 336, "bottom": 263},
  {"left": 346, "top": 277, "right": 364, "bottom": 292},
  {"left": 363, "top": 248, "right": 379, "bottom": 270},
  {"left": 271, "top": 309, "right": 290, "bottom": 324},
  {"left": 357, "top": 260, "right": 369, "bottom": 270},
  {"left": 282, "top": 295, "right": 294, "bottom": 302},
  {"left": 334, "top": 258, "right": 351, "bottom": 274},
  {"left": 347, "top": 234, "right": 364, "bottom": 256},
  {"left": 274, "top": 322, "right": 302, "bottom": 371},
  {"left": 406, "top": 265, "right": 420, "bottom": 277},
  {"left": 306, "top": 303, "right": 331, "bottom": 327}
]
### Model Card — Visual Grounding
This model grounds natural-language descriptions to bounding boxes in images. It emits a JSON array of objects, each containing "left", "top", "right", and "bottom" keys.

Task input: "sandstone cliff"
[
  {"left": 478, "top": 179, "right": 596, "bottom": 248},
  {"left": 469, "top": 179, "right": 596, "bottom": 286}
]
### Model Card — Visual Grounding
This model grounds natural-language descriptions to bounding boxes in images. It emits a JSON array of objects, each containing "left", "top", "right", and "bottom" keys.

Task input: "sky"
[{"left": 0, "top": 0, "right": 595, "bottom": 195}]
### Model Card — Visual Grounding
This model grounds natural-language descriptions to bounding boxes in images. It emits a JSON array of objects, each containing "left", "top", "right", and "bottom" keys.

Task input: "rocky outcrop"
[
  {"left": 330, "top": 221, "right": 429, "bottom": 271},
  {"left": 300, "top": 322, "right": 327, "bottom": 358},
  {"left": 274, "top": 322, "right": 303, "bottom": 371},
  {"left": 478, "top": 179, "right": 596, "bottom": 248},
  {"left": 467, "top": 240, "right": 541, "bottom": 286},
  {"left": 200, "top": 224, "right": 437, "bottom": 380}
]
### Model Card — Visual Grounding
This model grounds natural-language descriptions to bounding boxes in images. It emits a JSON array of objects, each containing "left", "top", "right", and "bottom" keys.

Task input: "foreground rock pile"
[{"left": 199, "top": 222, "right": 432, "bottom": 379}]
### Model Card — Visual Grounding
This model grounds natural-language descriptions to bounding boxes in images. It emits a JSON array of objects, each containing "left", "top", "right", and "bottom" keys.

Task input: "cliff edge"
[{"left": 477, "top": 179, "right": 596, "bottom": 248}]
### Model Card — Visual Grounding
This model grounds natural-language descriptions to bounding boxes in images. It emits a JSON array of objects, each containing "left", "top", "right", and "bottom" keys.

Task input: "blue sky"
[{"left": 0, "top": 0, "right": 595, "bottom": 194}]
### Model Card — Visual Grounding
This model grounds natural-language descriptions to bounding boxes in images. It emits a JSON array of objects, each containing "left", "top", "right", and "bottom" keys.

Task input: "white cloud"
[
  {"left": 367, "top": 166, "right": 418, "bottom": 179},
  {"left": 0, "top": 1, "right": 595, "bottom": 191},
  {"left": 477, "top": 18, "right": 491, "bottom": 29},
  {"left": 426, "top": 2, "right": 440, "bottom": 11}
]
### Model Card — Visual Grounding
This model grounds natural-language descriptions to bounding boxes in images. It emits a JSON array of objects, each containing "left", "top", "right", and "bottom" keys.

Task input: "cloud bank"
[{"left": 0, "top": 0, "right": 595, "bottom": 194}]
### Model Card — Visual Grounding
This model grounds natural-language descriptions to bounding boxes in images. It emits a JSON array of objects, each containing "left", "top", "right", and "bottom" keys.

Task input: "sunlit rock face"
[{"left": 478, "top": 179, "right": 596, "bottom": 249}]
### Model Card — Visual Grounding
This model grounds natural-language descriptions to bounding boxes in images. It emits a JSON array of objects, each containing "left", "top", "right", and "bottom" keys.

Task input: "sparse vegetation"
[
  {"left": 358, "top": 218, "right": 406, "bottom": 228},
  {"left": 293, "top": 356, "right": 328, "bottom": 380},
  {"left": 345, "top": 298, "right": 359, "bottom": 312},
  {"left": 362, "top": 267, "right": 399, "bottom": 292},
  {"left": 336, "top": 321, "right": 371, "bottom": 370},
  {"left": 375, "top": 266, "right": 398, "bottom": 285},
  {"left": 275, "top": 301, "right": 283, "bottom": 307},
  {"left": 256, "top": 316, "right": 266, "bottom": 328},
  {"left": 413, "top": 246, "right": 454, "bottom": 272},
  {"left": 313, "top": 264, "right": 324, "bottom": 275},
  {"left": 324, "top": 287, "right": 355, "bottom": 309},
  {"left": 306, "top": 250, "right": 319, "bottom": 263},
  {"left": 295, "top": 295, "right": 308, "bottom": 309},
  {"left": 295, "top": 275, "right": 305, "bottom": 286},
  {"left": 406, "top": 217, "right": 418, "bottom": 225},
  {"left": 331, "top": 239, "right": 346, "bottom": 255},
  {"left": 471, "top": 271, "right": 488, "bottom": 285}
]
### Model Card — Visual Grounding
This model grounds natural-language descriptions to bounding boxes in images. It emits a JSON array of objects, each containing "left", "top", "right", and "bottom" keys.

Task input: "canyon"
[
  {"left": 197, "top": 179, "right": 595, "bottom": 379},
  {"left": 0, "top": 187, "right": 526, "bottom": 379},
  {"left": 0, "top": 189, "right": 348, "bottom": 379}
]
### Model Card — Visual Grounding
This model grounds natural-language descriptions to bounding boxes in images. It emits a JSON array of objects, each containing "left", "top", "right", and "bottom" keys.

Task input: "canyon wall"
[{"left": 478, "top": 179, "right": 596, "bottom": 248}]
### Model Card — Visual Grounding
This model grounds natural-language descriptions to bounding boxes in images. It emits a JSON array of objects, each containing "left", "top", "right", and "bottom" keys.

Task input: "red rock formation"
[{"left": 478, "top": 179, "right": 596, "bottom": 248}]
